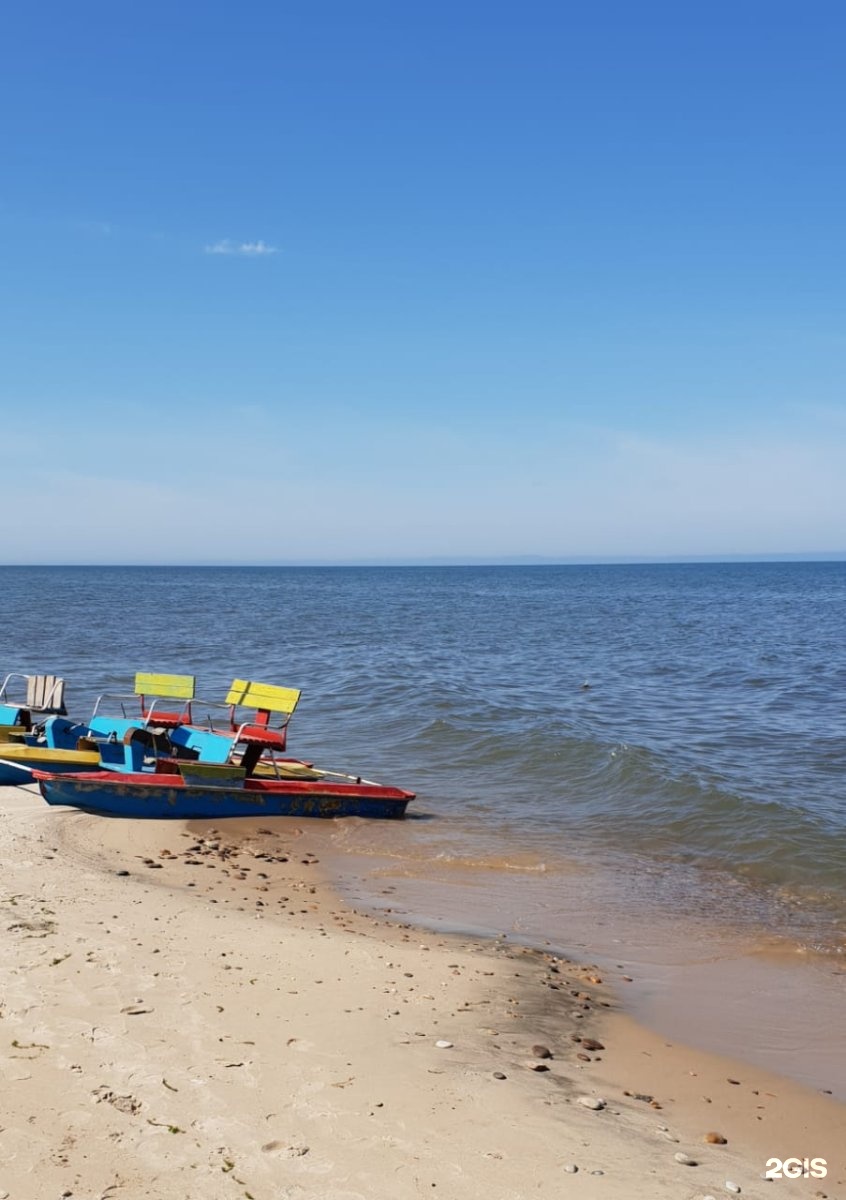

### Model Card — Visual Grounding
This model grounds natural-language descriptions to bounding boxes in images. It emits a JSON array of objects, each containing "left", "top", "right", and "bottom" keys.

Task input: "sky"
[{"left": 1, "top": 0, "right": 844, "bottom": 564}]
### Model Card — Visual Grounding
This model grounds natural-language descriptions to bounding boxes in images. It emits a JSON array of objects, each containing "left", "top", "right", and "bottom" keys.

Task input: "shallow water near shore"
[
  {"left": 318, "top": 834, "right": 846, "bottom": 1099},
  {"left": 2, "top": 560, "right": 845, "bottom": 1093}
]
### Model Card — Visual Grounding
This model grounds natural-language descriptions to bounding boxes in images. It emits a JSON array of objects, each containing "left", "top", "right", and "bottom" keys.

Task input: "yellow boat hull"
[{"left": 0, "top": 745, "right": 102, "bottom": 785}]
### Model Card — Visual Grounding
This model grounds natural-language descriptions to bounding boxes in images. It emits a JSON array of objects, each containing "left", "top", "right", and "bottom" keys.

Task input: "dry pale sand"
[{"left": 0, "top": 783, "right": 842, "bottom": 1200}]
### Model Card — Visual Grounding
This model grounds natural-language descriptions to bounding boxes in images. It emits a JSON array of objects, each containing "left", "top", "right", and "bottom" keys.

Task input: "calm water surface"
[{"left": 2, "top": 562, "right": 844, "bottom": 949}]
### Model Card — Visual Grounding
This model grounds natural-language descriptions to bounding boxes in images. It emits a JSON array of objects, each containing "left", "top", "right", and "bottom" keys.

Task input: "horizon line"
[{"left": 1, "top": 553, "right": 845, "bottom": 569}]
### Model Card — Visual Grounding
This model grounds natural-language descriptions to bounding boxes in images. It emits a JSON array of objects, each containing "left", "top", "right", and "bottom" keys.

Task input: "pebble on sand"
[
  {"left": 725, "top": 1183, "right": 741, "bottom": 1194},
  {"left": 674, "top": 1152, "right": 697, "bottom": 1166},
  {"left": 576, "top": 1096, "right": 605, "bottom": 1110},
  {"left": 492, "top": 1072, "right": 507, "bottom": 1080},
  {"left": 435, "top": 1040, "right": 453, "bottom": 1049},
  {"left": 704, "top": 1132, "right": 728, "bottom": 1144},
  {"left": 562, "top": 1164, "right": 578, "bottom": 1174},
  {"left": 531, "top": 1044, "right": 552, "bottom": 1058}
]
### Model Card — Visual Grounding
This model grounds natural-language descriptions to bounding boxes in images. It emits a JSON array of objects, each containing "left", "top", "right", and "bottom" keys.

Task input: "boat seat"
[
  {"left": 215, "top": 679, "right": 301, "bottom": 774},
  {"left": 135, "top": 672, "right": 195, "bottom": 728},
  {"left": 92, "top": 667, "right": 196, "bottom": 729},
  {"left": 233, "top": 724, "right": 288, "bottom": 749},
  {"left": 26, "top": 674, "right": 67, "bottom": 715},
  {"left": 224, "top": 679, "right": 301, "bottom": 750},
  {"left": 0, "top": 673, "right": 67, "bottom": 717}
]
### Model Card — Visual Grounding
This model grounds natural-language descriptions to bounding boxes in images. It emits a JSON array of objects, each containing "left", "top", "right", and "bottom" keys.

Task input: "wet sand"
[
  {"left": 0, "top": 784, "right": 843, "bottom": 1200},
  {"left": 318, "top": 841, "right": 846, "bottom": 1099}
]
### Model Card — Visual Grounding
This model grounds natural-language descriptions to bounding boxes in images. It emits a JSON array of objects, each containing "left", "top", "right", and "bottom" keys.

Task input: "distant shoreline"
[{"left": 1, "top": 556, "right": 845, "bottom": 568}]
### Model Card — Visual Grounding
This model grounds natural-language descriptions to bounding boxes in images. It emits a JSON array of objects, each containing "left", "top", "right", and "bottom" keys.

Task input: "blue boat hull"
[{"left": 34, "top": 770, "right": 413, "bottom": 820}]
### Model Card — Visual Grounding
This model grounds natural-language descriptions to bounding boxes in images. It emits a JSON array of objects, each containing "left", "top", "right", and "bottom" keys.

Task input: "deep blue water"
[{"left": 2, "top": 562, "right": 845, "bottom": 950}]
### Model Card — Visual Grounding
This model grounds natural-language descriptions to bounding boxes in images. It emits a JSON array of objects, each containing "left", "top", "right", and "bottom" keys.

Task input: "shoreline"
[
  {"left": 314, "top": 830, "right": 844, "bottom": 1099},
  {"left": 1, "top": 785, "right": 843, "bottom": 1199},
  {"left": 316, "top": 837, "right": 846, "bottom": 1100}
]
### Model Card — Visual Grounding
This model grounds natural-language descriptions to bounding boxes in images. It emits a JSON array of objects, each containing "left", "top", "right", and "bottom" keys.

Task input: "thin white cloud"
[
  {"left": 75, "top": 220, "right": 113, "bottom": 237},
  {"left": 204, "top": 238, "right": 278, "bottom": 257}
]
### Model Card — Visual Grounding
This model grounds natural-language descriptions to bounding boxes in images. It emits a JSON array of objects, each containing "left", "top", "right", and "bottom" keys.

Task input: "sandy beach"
[{"left": 1, "top": 783, "right": 842, "bottom": 1200}]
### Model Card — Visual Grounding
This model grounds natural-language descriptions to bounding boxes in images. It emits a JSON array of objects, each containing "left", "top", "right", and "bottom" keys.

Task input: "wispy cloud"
[
  {"left": 204, "top": 238, "right": 278, "bottom": 257},
  {"left": 75, "top": 220, "right": 113, "bottom": 237}
]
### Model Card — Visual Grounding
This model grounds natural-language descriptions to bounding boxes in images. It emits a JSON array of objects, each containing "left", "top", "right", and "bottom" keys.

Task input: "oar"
[
  {"left": 285, "top": 764, "right": 378, "bottom": 786},
  {"left": 258, "top": 758, "right": 376, "bottom": 786}
]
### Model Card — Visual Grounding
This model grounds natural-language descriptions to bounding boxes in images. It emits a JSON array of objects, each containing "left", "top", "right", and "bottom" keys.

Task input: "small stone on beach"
[
  {"left": 492, "top": 1071, "right": 507, "bottom": 1080},
  {"left": 725, "top": 1183, "right": 741, "bottom": 1194},
  {"left": 674, "top": 1152, "right": 697, "bottom": 1166},
  {"left": 531, "top": 1044, "right": 552, "bottom": 1058},
  {"left": 577, "top": 1096, "right": 605, "bottom": 1110},
  {"left": 435, "top": 1040, "right": 453, "bottom": 1049},
  {"left": 704, "top": 1132, "right": 727, "bottom": 1144},
  {"left": 563, "top": 1164, "right": 578, "bottom": 1173}
]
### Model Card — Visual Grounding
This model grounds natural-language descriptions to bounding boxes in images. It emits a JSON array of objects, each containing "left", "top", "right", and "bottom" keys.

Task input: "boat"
[
  {"left": 0, "top": 672, "right": 239, "bottom": 785},
  {"left": 33, "top": 764, "right": 415, "bottom": 820},
  {"left": 28, "top": 673, "right": 416, "bottom": 818},
  {"left": 0, "top": 712, "right": 238, "bottom": 786},
  {"left": 0, "top": 722, "right": 237, "bottom": 785}
]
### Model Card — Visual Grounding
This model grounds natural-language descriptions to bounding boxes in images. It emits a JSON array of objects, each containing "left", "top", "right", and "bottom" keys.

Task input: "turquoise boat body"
[
  {"left": 42, "top": 716, "right": 234, "bottom": 760},
  {"left": 0, "top": 704, "right": 26, "bottom": 727},
  {"left": 0, "top": 719, "right": 239, "bottom": 786},
  {"left": 34, "top": 770, "right": 414, "bottom": 820}
]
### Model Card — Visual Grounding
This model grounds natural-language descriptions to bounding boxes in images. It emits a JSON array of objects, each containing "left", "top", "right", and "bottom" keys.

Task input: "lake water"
[{"left": 2, "top": 562, "right": 845, "bottom": 1088}]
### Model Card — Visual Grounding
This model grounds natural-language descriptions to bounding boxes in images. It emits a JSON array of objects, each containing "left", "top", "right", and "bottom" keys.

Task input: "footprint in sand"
[
  {"left": 92, "top": 1086, "right": 142, "bottom": 1115},
  {"left": 261, "top": 1140, "right": 310, "bottom": 1157}
]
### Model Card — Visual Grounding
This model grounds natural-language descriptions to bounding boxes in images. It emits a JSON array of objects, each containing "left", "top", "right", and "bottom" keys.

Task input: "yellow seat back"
[
  {"left": 134, "top": 672, "right": 195, "bottom": 700},
  {"left": 225, "top": 679, "right": 301, "bottom": 717}
]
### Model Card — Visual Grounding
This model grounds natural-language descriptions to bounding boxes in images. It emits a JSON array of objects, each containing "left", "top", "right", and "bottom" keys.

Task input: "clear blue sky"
[{"left": 2, "top": 0, "right": 844, "bottom": 563}]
